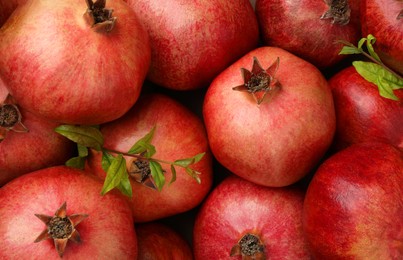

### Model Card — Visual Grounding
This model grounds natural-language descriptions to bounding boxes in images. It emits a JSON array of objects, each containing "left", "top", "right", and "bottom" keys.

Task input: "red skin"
[
  {"left": 329, "top": 66, "right": 403, "bottom": 151},
  {"left": 203, "top": 46, "right": 336, "bottom": 187},
  {"left": 303, "top": 142, "right": 403, "bottom": 259},
  {"left": 193, "top": 175, "right": 311, "bottom": 259},
  {"left": 361, "top": 0, "right": 403, "bottom": 75},
  {"left": 0, "top": 166, "right": 137, "bottom": 259},
  {"left": 0, "top": 0, "right": 150, "bottom": 124},
  {"left": 136, "top": 222, "right": 193, "bottom": 260},
  {"left": 86, "top": 93, "right": 213, "bottom": 222},
  {"left": 256, "top": 0, "right": 361, "bottom": 69},
  {"left": 0, "top": 107, "right": 74, "bottom": 186},
  {"left": 125, "top": 0, "right": 259, "bottom": 90}
]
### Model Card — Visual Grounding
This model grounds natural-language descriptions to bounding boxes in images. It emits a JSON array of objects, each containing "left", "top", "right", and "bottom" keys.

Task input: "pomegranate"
[
  {"left": 0, "top": 0, "right": 150, "bottom": 124},
  {"left": 303, "top": 142, "right": 403, "bottom": 259},
  {"left": 0, "top": 85, "right": 74, "bottom": 186},
  {"left": 125, "top": 0, "right": 259, "bottom": 90},
  {"left": 136, "top": 222, "right": 193, "bottom": 260},
  {"left": 329, "top": 66, "right": 403, "bottom": 151},
  {"left": 255, "top": 0, "right": 361, "bottom": 69},
  {"left": 203, "top": 46, "right": 336, "bottom": 187},
  {"left": 86, "top": 93, "right": 213, "bottom": 222},
  {"left": 193, "top": 175, "right": 311, "bottom": 259},
  {"left": 361, "top": 0, "right": 403, "bottom": 75},
  {"left": 0, "top": 166, "right": 137, "bottom": 259}
]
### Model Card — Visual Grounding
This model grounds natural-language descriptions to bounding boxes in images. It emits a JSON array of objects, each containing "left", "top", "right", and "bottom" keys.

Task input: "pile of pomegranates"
[{"left": 0, "top": 0, "right": 401, "bottom": 259}]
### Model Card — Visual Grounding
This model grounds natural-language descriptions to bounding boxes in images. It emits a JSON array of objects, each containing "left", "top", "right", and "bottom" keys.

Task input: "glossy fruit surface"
[
  {"left": 303, "top": 142, "right": 403, "bottom": 259},
  {"left": 193, "top": 175, "right": 311, "bottom": 259},
  {"left": 203, "top": 46, "right": 336, "bottom": 187},
  {"left": 0, "top": 166, "right": 137, "bottom": 259},
  {"left": 125, "top": 0, "right": 259, "bottom": 90},
  {"left": 0, "top": 0, "right": 150, "bottom": 124}
]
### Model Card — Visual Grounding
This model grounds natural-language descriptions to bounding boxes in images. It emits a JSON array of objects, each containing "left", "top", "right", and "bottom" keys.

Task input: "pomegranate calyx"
[
  {"left": 320, "top": 0, "right": 351, "bottom": 25},
  {"left": 230, "top": 233, "right": 266, "bottom": 260},
  {"left": 128, "top": 157, "right": 165, "bottom": 190},
  {"left": 233, "top": 57, "right": 281, "bottom": 105},
  {"left": 34, "top": 202, "right": 89, "bottom": 258},
  {"left": 0, "top": 96, "right": 28, "bottom": 134},
  {"left": 84, "top": 0, "right": 116, "bottom": 32}
]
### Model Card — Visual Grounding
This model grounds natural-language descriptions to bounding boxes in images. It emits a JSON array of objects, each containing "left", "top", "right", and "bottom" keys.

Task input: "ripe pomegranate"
[
  {"left": 0, "top": 84, "right": 74, "bottom": 186},
  {"left": 255, "top": 0, "right": 361, "bottom": 69},
  {"left": 86, "top": 93, "right": 213, "bottom": 222},
  {"left": 303, "top": 142, "right": 403, "bottom": 259},
  {"left": 329, "top": 66, "right": 403, "bottom": 151},
  {"left": 203, "top": 46, "right": 336, "bottom": 187},
  {"left": 125, "top": 0, "right": 259, "bottom": 90},
  {"left": 0, "top": 0, "right": 150, "bottom": 124},
  {"left": 136, "top": 222, "right": 193, "bottom": 260},
  {"left": 0, "top": 166, "right": 137, "bottom": 259},
  {"left": 193, "top": 175, "right": 311, "bottom": 259},
  {"left": 361, "top": 0, "right": 403, "bottom": 75}
]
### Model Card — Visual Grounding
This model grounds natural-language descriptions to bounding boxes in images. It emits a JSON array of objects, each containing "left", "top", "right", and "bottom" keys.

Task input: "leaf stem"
[
  {"left": 360, "top": 51, "right": 403, "bottom": 80},
  {"left": 103, "top": 148, "right": 179, "bottom": 167}
]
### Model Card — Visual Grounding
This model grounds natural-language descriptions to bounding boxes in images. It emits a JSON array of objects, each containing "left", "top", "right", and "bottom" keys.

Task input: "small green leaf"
[
  {"left": 117, "top": 175, "right": 133, "bottom": 197},
  {"left": 339, "top": 46, "right": 362, "bottom": 55},
  {"left": 357, "top": 37, "right": 366, "bottom": 49},
  {"left": 66, "top": 156, "right": 86, "bottom": 169},
  {"left": 170, "top": 164, "right": 177, "bottom": 184},
  {"left": 55, "top": 125, "right": 104, "bottom": 151},
  {"left": 173, "top": 152, "right": 205, "bottom": 167},
  {"left": 365, "top": 34, "right": 381, "bottom": 63},
  {"left": 101, "top": 151, "right": 115, "bottom": 172},
  {"left": 77, "top": 144, "right": 88, "bottom": 157},
  {"left": 185, "top": 168, "right": 201, "bottom": 184},
  {"left": 353, "top": 61, "right": 403, "bottom": 101},
  {"left": 149, "top": 161, "right": 165, "bottom": 191},
  {"left": 127, "top": 126, "right": 156, "bottom": 155},
  {"left": 101, "top": 154, "right": 128, "bottom": 195}
]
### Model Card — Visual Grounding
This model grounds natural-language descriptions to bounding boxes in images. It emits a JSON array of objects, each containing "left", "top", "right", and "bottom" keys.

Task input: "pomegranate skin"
[
  {"left": 86, "top": 93, "right": 213, "bottom": 222},
  {"left": 329, "top": 66, "right": 403, "bottom": 151},
  {"left": 125, "top": 0, "right": 259, "bottom": 90},
  {"left": 203, "top": 46, "right": 336, "bottom": 187},
  {"left": 0, "top": 0, "right": 150, "bottom": 125},
  {"left": 303, "top": 142, "right": 403, "bottom": 259},
  {"left": 360, "top": 0, "right": 403, "bottom": 75},
  {"left": 256, "top": 0, "right": 361, "bottom": 69},
  {"left": 193, "top": 175, "right": 311, "bottom": 259},
  {"left": 136, "top": 222, "right": 193, "bottom": 260},
  {"left": 0, "top": 166, "right": 137, "bottom": 259}
]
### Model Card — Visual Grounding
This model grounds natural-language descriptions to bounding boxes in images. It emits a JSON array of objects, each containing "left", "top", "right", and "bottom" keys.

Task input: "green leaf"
[
  {"left": 185, "top": 168, "right": 201, "bottom": 184},
  {"left": 170, "top": 164, "right": 177, "bottom": 184},
  {"left": 55, "top": 125, "right": 104, "bottom": 151},
  {"left": 357, "top": 37, "right": 366, "bottom": 49},
  {"left": 116, "top": 174, "right": 133, "bottom": 197},
  {"left": 101, "top": 151, "right": 115, "bottom": 172},
  {"left": 149, "top": 161, "right": 165, "bottom": 191},
  {"left": 101, "top": 154, "right": 128, "bottom": 195},
  {"left": 127, "top": 126, "right": 156, "bottom": 155},
  {"left": 353, "top": 61, "right": 403, "bottom": 101},
  {"left": 365, "top": 34, "right": 381, "bottom": 63},
  {"left": 339, "top": 46, "right": 362, "bottom": 55},
  {"left": 65, "top": 156, "right": 86, "bottom": 169},
  {"left": 173, "top": 152, "right": 205, "bottom": 167},
  {"left": 77, "top": 144, "right": 88, "bottom": 157}
]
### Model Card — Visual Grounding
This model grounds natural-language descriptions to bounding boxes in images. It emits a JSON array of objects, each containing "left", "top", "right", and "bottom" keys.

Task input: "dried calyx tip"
[
  {"left": 34, "top": 202, "right": 88, "bottom": 258},
  {"left": 233, "top": 56, "right": 281, "bottom": 105},
  {"left": 320, "top": 0, "right": 351, "bottom": 25},
  {"left": 84, "top": 0, "right": 116, "bottom": 32}
]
